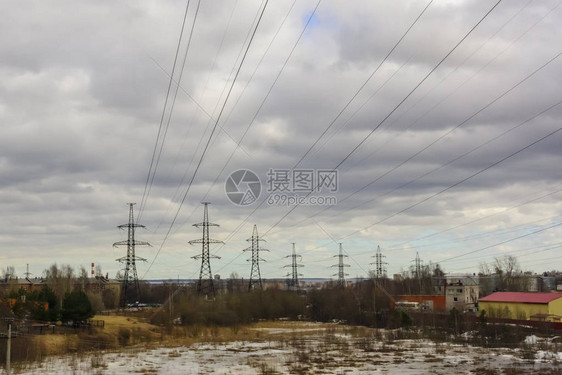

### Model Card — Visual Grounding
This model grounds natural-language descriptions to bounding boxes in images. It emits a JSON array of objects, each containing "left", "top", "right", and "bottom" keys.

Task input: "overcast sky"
[{"left": 1, "top": 0, "right": 562, "bottom": 281}]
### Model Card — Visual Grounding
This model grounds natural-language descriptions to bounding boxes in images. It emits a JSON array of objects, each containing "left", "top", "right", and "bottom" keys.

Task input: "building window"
[
  {"left": 457, "top": 289, "right": 462, "bottom": 293},
  {"left": 454, "top": 297, "right": 458, "bottom": 302}
]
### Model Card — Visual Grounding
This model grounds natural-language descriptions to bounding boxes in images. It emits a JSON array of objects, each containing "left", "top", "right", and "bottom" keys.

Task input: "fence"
[{"left": 409, "top": 311, "right": 562, "bottom": 331}]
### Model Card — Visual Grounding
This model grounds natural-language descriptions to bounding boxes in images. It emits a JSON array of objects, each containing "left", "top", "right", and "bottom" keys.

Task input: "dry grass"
[
  {"left": 96, "top": 314, "right": 159, "bottom": 337},
  {"left": 30, "top": 314, "right": 161, "bottom": 359},
  {"left": 33, "top": 334, "right": 69, "bottom": 356}
]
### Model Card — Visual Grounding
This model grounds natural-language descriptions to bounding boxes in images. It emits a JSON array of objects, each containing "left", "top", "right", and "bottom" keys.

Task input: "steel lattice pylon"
[
  {"left": 284, "top": 243, "right": 303, "bottom": 292},
  {"left": 244, "top": 224, "right": 268, "bottom": 291},
  {"left": 332, "top": 243, "right": 350, "bottom": 288},
  {"left": 114, "top": 203, "right": 150, "bottom": 308},
  {"left": 189, "top": 202, "right": 223, "bottom": 298},
  {"left": 414, "top": 252, "right": 422, "bottom": 280},
  {"left": 370, "top": 245, "right": 387, "bottom": 279}
]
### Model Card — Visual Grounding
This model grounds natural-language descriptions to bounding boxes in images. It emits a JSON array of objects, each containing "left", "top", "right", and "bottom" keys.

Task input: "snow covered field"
[{"left": 6, "top": 329, "right": 562, "bottom": 374}]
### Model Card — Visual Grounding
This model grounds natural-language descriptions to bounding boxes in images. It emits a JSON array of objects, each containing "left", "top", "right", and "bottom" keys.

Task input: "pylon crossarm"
[
  {"left": 246, "top": 237, "right": 266, "bottom": 242},
  {"left": 192, "top": 222, "right": 220, "bottom": 227},
  {"left": 118, "top": 223, "right": 145, "bottom": 229},
  {"left": 191, "top": 254, "right": 221, "bottom": 260},
  {"left": 116, "top": 255, "right": 147, "bottom": 262},
  {"left": 189, "top": 239, "right": 224, "bottom": 244},
  {"left": 113, "top": 240, "right": 150, "bottom": 247}
]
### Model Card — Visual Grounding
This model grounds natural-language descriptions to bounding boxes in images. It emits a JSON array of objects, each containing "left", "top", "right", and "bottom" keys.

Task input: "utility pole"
[
  {"left": 114, "top": 203, "right": 150, "bottom": 308},
  {"left": 6, "top": 323, "right": 11, "bottom": 375},
  {"left": 190, "top": 202, "right": 223, "bottom": 299},
  {"left": 244, "top": 225, "right": 268, "bottom": 291},
  {"left": 169, "top": 284, "right": 174, "bottom": 322},
  {"left": 332, "top": 243, "right": 350, "bottom": 288},
  {"left": 284, "top": 243, "right": 303, "bottom": 292},
  {"left": 370, "top": 245, "right": 387, "bottom": 279}
]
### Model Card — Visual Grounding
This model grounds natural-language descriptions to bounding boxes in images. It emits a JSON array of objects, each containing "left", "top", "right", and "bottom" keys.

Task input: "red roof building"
[
  {"left": 478, "top": 292, "right": 562, "bottom": 321},
  {"left": 479, "top": 292, "right": 562, "bottom": 304}
]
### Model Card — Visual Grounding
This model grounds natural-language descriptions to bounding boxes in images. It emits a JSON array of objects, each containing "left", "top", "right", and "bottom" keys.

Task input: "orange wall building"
[{"left": 392, "top": 295, "right": 446, "bottom": 311}]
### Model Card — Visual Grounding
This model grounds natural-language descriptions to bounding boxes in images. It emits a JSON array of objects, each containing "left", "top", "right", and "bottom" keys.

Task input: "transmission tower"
[
  {"left": 114, "top": 203, "right": 150, "bottom": 308},
  {"left": 413, "top": 252, "right": 422, "bottom": 280},
  {"left": 370, "top": 245, "right": 387, "bottom": 279},
  {"left": 284, "top": 243, "right": 303, "bottom": 292},
  {"left": 189, "top": 202, "right": 223, "bottom": 298},
  {"left": 244, "top": 224, "right": 268, "bottom": 291},
  {"left": 411, "top": 251, "right": 424, "bottom": 293},
  {"left": 24, "top": 264, "right": 32, "bottom": 279},
  {"left": 332, "top": 243, "right": 350, "bottom": 288}
]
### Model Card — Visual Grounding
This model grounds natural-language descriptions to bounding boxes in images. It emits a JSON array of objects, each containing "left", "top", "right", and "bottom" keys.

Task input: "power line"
[
  {"left": 194, "top": 2, "right": 433, "bottom": 266},
  {"left": 387, "top": 215, "right": 562, "bottom": 253},
  {"left": 441, "top": 221, "right": 562, "bottom": 264},
  {"left": 266, "top": 125, "right": 562, "bottom": 265},
  {"left": 271, "top": 98, "right": 562, "bottom": 237},
  {"left": 261, "top": 0, "right": 504, "bottom": 238},
  {"left": 194, "top": 0, "right": 324, "bottom": 260},
  {"left": 205, "top": 0, "right": 437, "bottom": 251},
  {"left": 292, "top": 0, "right": 434, "bottom": 169},
  {"left": 338, "top": 126, "right": 562, "bottom": 241},
  {"left": 150, "top": 0, "right": 278, "bottom": 242},
  {"left": 347, "top": 0, "right": 552, "bottom": 165},
  {"left": 141, "top": 0, "right": 203, "bottom": 222},
  {"left": 386, "top": 186, "right": 562, "bottom": 251},
  {"left": 138, "top": 0, "right": 194, "bottom": 221},
  {"left": 144, "top": 0, "right": 267, "bottom": 243},
  {"left": 444, "top": 242, "right": 562, "bottom": 267},
  {"left": 142, "top": 0, "right": 271, "bottom": 279},
  {"left": 216, "top": 0, "right": 299, "bottom": 142},
  {"left": 148, "top": 56, "right": 252, "bottom": 158},
  {"left": 186, "top": 0, "right": 309, "bottom": 209}
]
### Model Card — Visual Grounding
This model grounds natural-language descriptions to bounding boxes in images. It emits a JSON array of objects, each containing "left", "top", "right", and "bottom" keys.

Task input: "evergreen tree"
[{"left": 61, "top": 289, "right": 94, "bottom": 322}]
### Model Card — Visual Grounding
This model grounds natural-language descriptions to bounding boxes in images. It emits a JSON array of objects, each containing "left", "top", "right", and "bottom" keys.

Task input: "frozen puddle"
[{"left": 10, "top": 336, "right": 562, "bottom": 374}]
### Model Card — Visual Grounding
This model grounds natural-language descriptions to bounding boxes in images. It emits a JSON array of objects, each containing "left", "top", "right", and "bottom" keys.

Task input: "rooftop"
[{"left": 479, "top": 292, "right": 562, "bottom": 304}]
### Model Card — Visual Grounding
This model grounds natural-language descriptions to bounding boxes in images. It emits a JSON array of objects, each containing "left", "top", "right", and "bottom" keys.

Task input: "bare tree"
[
  {"left": 79, "top": 266, "right": 89, "bottom": 290},
  {"left": 95, "top": 264, "right": 103, "bottom": 278},
  {"left": 4, "top": 265, "right": 16, "bottom": 280},
  {"left": 493, "top": 255, "right": 528, "bottom": 292},
  {"left": 44, "top": 263, "right": 75, "bottom": 307}
]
